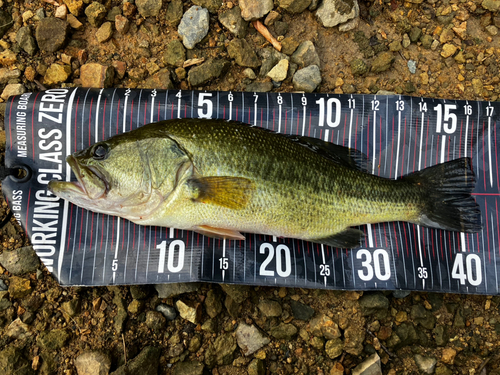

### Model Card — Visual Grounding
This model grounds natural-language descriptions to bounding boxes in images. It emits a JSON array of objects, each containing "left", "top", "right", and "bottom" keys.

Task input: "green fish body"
[{"left": 49, "top": 119, "right": 481, "bottom": 248}]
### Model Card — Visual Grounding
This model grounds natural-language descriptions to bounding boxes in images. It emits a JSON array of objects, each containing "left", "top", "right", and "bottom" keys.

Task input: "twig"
[
  {"left": 34, "top": 80, "right": 47, "bottom": 91},
  {"left": 122, "top": 334, "right": 127, "bottom": 364},
  {"left": 365, "top": 327, "right": 394, "bottom": 358},
  {"left": 252, "top": 20, "right": 281, "bottom": 52},
  {"left": 43, "top": 0, "right": 60, "bottom": 5},
  {"left": 183, "top": 58, "right": 205, "bottom": 68},
  {"left": 477, "top": 357, "right": 491, "bottom": 375}
]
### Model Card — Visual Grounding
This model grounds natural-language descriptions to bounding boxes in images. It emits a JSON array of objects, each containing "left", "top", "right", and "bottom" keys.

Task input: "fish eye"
[{"left": 92, "top": 144, "right": 109, "bottom": 160}]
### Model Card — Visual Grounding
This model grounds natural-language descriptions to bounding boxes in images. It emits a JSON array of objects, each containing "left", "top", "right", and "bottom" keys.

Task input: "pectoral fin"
[
  {"left": 188, "top": 176, "right": 255, "bottom": 210},
  {"left": 312, "top": 228, "right": 365, "bottom": 248},
  {"left": 193, "top": 225, "right": 246, "bottom": 241}
]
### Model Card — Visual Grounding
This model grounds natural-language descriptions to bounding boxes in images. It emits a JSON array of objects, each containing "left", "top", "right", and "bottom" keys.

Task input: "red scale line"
[
  {"left": 100, "top": 215, "right": 104, "bottom": 252},
  {"left": 102, "top": 98, "right": 107, "bottom": 139},
  {"left": 130, "top": 100, "right": 134, "bottom": 131},
  {"left": 378, "top": 116, "right": 382, "bottom": 176},
  {"left": 366, "top": 115, "right": 370, "bottom": 158},
  {"left": 74, "top": 97, "right": 80, "bottom": 152},
  {"left": 496, "top": 199, "right": 499, "bottom": 257},
  {"left": 401, "top": 117, "right": 407, "bottom": 177},
  {"left": 483, "top": 121, "right": 486, "bottom": 190},
  {"left": 486, "top": 200, "right": 491, "bottom": 261},
  {"left": 66, "top": 204, "right": 74, "bottom": 252},
  {"left": 116, "top": 99, "right": 121, "bottom": 135},
  {"left": 342, "top": 114, "right": 347, "bottom": 147},
  {"left": 89, "top": 212, "right": 94, "bottom": 252}
]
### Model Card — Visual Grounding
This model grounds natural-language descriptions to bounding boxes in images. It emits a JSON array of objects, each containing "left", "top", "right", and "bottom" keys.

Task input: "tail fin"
[{"left": 404, "top": 157, "right": 482, "bottom": 233}]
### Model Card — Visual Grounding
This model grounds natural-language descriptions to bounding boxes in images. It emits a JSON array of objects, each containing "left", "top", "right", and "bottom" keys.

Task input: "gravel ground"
[{"left": 1, "top": 0, "right": 500, "bottom": 374}]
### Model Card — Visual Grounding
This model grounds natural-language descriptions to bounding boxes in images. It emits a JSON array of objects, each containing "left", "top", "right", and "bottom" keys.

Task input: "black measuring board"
[{"left": 2, "top": 88, "right": 499, "bottom": 294}]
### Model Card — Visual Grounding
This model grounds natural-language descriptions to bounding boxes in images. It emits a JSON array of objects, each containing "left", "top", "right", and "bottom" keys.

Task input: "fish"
[{"left": 48, "top": 118, "right": 482, "bottom": 248}]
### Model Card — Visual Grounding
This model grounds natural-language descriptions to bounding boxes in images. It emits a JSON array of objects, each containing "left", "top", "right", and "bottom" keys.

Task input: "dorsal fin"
[{"left": 287, "top": 135, "right": 369, "bottom": 172}]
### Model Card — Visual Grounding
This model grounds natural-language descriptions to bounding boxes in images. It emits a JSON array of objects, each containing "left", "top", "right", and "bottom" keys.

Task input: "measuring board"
[{"left": 2, "top": 88, "right": 499, "bottom": 294}]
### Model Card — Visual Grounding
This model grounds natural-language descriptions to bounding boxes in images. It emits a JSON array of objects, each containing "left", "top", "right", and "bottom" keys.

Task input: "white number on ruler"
[
  {"left": 419, "top": 102, "right": 427, "bottom": 112},
  {"left": 356, "top": 249, "right": 391, "bottom": 281},
  {"left": 417, "top": 267, "right": 428, "bottom": 279},
  {"left": 124, "top": 88, "right": 131, "bottom": 97},
  {"left": 396, "top": 100, "right": 404, "bottom": 111},
  {"left": 371, "top": 100, "right": 379, "bottom": 111},
  {"left": 219, "top": 257, "right": 229, "bottom": 270},
  {"left": 253, "top": 93, "right": 258, "bottom": 103},
  {"left": 451, "top": 253, "right": 482, "bottom": 286},
  {"left": 157, "top": 240, "right": 185, "bottom": 273},
  {"left": 197, "top": 93, "right": 213, "bottom": 119},
  {"left": 228, "top": 92, "right": 233, "bottom": 102},
  {"left": 464, "top": 104, "right": 472, "bottom": 115},
  {"left": 319, "top": 264, "right": 330, "bottom": 276},
  {"left": 434, "top": 104, "right": 457, "bottom": 134},
  {"left": 259, "top": 243, "right": 292, "bottom": 277},
  {"left": 277, "top": 94, "right": 283, "bottom": 105},
  {"left": 151, "top": 89, "right": 157, "bottom": 98},
  {"left": 348, "top": 98, "right": 355, "bottom": 109},
  {"left": 112, "top": 259, "right": 118, "bottom": 272},
  {"left": 486, "top": 105, "right": 494, "bottom": 117},
  {"left": 176, "top": 90, "right": 182, "bottom": 98},
  {"left": 301, "top": 96, "right": 307, "bottom": 106},
  {"left": 316, "top": 98, "right": 341, "bottom": 127}
]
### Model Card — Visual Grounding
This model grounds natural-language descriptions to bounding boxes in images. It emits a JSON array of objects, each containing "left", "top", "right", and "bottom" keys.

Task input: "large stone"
[
  {"left": 111, "top": 347, "right": 161, "bottom": 375},
  {"left": 173, "top": 361, "right": 205, "bottom": 375},
  {"left": 227, "top": 39, "right": 261, "bottom": 68},
  {"left": 163, "top": 39, "right": 186, "bottom": 67},
  {"left": 270, "top": 323, "right": 298, "bottom": 339},
  {"left": 178, "top": 6, "right": 210, "bottom": 49},
  {"left": 352, "top": 353, "right": 382, "bottom": 375},
  {"left": 1, "top": 84, "right": 27, "bottom": 101},
  {"left": 258, "top": 299, "right": 282, "bottom": 317},
  {"left": 64, "top": 0, "right": 84, "bottom": 16},
  {"left": 292, "top": 65, "right": 321, "bottom": 92},
  {"left": 316, "top": 0, "right": 359, "bottom": 28},
  {"left": 0, "top": 68, "right": 21, "bottom": 84},
  {"left": 165, "top": 0, "right": 184, "bottom": 26},
  {"left": 219, "top": 7, "right": 248, "bottom": 38},
  {"left": 96, "top": 22, "right": 113, "bottom": 43},
  {"left": 8, "top": 275, "right": 32, "bottom": 298},
  {"left": 35, "top": 17, "right": 69, "bottom": 52},
  {"left": 267, "top": 59, "right": 289, "bottom": 82},
  {"left": 44, "top": 63, "right": 71, "bottom": 85},
  {"left": 212, "top": 333, "right": 237, "bottom": 365},
  {"left": 85, "top": 2, "right": 107, "bottom": 27},
  {"left": 0, "top": 346, "right": 34, "bottom": 375},
  {"left": 80, "top": 63, "right": 114, "bottom": 88},
  {"left": 187, "top": 58, "right": 230, "bottom": 86},
  {"left": 483, "top": 0, "right": 500, "bottom": 11},
  {"left": 16, "top": 27, "right": 37, "bottom": 56},
  {"left": 37, "top": 329, "right": 71, "bottom": 350},
  {"left": 136, "top": 0, "right": 162, "bottom": 17},
  {"left": 290, "top": 300, "right": 315, "bottom": 320},
  {"left": 279, "top": 0, "right": 312, "bottom": 13},
  {"left": 325, "top": 338, "right": 343, "bottom": 359},
  {"left": 235, "top": 323, "right": 270, "bottom": 355},
  {"left": 291, "top": 41, "right": 320, "bottom": 68},
  {"left": 239, "top": 0, "right": 273, "bottom": 21},
  {"left": 205, "top": 289, "right": 223, "bottom": 318},
  {"left": 0, "top": 246, "right": 40, "bottom": 275},
  {"left": 141, "top": 68, "right": 174, "bottom": 89},
  {"left": 74, "top": 352, "right": 111, "bottom": 375}
]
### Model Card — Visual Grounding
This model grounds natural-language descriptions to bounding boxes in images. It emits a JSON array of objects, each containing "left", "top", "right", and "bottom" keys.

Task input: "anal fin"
[
  {"left": 312, "top": 228, "right": 365, "bottom": 249},
  {"left": 188, "top": 176, "right": 255, "bottom": 210},
  {"left": 193, "top": 225, "right": 246, "bottom": 241}
]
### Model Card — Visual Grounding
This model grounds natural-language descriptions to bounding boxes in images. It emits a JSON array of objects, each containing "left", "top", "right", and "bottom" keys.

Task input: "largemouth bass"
[{"left": 48, "top": 119, "right": 481, "bottom": 248}]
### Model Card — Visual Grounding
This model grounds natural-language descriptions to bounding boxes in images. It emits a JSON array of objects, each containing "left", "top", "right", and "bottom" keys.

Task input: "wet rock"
[
  {"left": 293, "top": 65, "right": 321, "bottom": 92},
  {"left": 414, "top": 354, "right": 437, "bottom": 374},
  {"left": 155, "top": 282, "right": 200, "bottom": 298},
  {"left": 212, "top": 333, "right": 237, "bottom": 365},
  {"left": 325, "top": 338, "right": 343, "bottom": 359},
  {"left": 188, "top": 58, "right": 230, "bottom": 86},
  {"left": 0, "top": 246, "right": 40, "bottom": 275},
  {"left": 112, "top": 294, "right": 128, "bottom": 334},
  {"left": 163, "top": 39, "right": 186, "bottom": 67},
  {"left": 352, "top": 353, "right": 382, "bottom": 375},
  {"left": 291, "top": 41, "right": 320, "bottom": 68},
  {"left": 111, "top": 347, "right": 161, "bottom": 375},
  {"left": 35, "top": 17, "right": 69, "bottom": 52},
  {"left": 236, "top": 323, "right": 270, "bottom": 355},
  {"left": 239, "top": 0, "right": 273, "bottom": 21},
  {"left": 205, "top": 289, "right": 223, "bottom": 318},
  {"left": 8, "top": 276, "right": 32, "bottom": 298},
  {"left": 316, "top": 0, "right": 359, "bottom": 28},
  {"left": 192, "top": 0, "right": 222, "bottom": 13},
  {"left": 409, "top": 27, "right": 422, "bottom": 42},
  {"left": 370, "top": 52, "right": 395, "bottom": 74},
  {"left": 166, "top": 0, "right": 183, "bottom": 26},
  {"left": 96, "top": 22, "right": 113, "bottom": 43},
  {"left": 145, "top": 311, "right": 167, "bottom": 331},
  {"left": 219, "top": 7, "right": 248, "bottom": 38},
  {"left": 16, "top": 27, "right": 37, "bottom": 56},
  {"left": 0, "top": 346, "right": 34, "bottom": 375},
  {"left": 176, "top": 300, "right": 202, "bottom": 324},
  {"left": 136, "top": 0, "right": 162, "bottom": 17},
  {"left": 344, "top": 324, "right": 365, "bottom": 355},
  {"left": 220, "top": 284, "right": 250, "bottom": 304},
  {"left": 274, "top": 20, "right": 289, "bottom": 36},
  {"left": 309, "top": 314, "right": 341, "bottom": 339},
  {"left": 228, "top": 39, "right": 261, "bottom": 68},
  {"left": 258, "top": 299, "right": 282, "bottom": 317},
  {"left": 267, "top": 59, "right": 289, "bottom": 82},
  {"left": 290, "top": 300, "right": 315, "bottom": 320},
  {"left": 80, "top": 63, "right": 114, "bottom": 88},
  {"left": 279, "top": 0, "right": 312, "bottom": 13},
  {"left": 156, "top": 304, "right": 177, "bottom": 321},
  {"left": 74, "top": 352, "right": 111, "bottom": 375},
  {"left": 0, "top": 50, "right": 17, "bottom": 66},
  {"left": 44, "top": 63, "right": 71, "bottom": 85},
  {"left": 281, "top": 37, "right": 300, "bottom": 55},
  {"left": 0, "top": 9, "right": 13, "bottom": 39},
  {"left": 350, "top": 58, "right": 368, "bottom": 75},
  {"left": 178, "top": 6, "right": 209, "bottom": 49},
  {"left": 37, "top": 329, "right": 70, "bottom": 350},
  {"left": 245, "top": 81, "right": 274, "bottom": 92},
  {"left": 411, "top": 305, "right": 436, "bottom": 329},
  {"left": 173, "top": 361, "right": 205, "bottom": 375},
  {"left": 248, "top": 359, "right": 265, "bottom": 375},
  {"left": 270, "top": 323, "right": 297, "bottom": 339},
  {"left": 0, "top": 68, "right": 21, "bottom": 84},
  {"left": 142, "top": 68, "right": 174, "bottom": 89},
  {"left": 85, "top": 2, "right": 107, "bottom": 27}
]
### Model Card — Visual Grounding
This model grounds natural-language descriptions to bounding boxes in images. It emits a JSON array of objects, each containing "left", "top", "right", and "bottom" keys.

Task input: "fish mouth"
[{"left": 48, "top": 155, "right": 109, "bottom": 200}]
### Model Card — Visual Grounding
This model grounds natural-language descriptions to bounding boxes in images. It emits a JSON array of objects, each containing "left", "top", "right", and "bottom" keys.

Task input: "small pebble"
[{"left": 408, "top": 60, "right": 417, "bottom": 74}]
